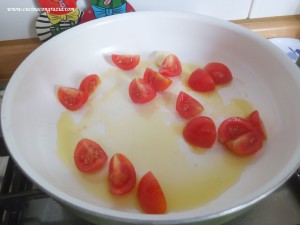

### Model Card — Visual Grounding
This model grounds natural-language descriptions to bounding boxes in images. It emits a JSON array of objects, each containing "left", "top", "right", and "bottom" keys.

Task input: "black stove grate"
[{"left": 0, "top": 138, "right": 47, "bottom": 225}]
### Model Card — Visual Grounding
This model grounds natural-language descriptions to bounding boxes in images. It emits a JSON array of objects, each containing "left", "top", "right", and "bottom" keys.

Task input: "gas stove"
[{"left": 0, "top": 39, "right": 299, "bottom": 225}]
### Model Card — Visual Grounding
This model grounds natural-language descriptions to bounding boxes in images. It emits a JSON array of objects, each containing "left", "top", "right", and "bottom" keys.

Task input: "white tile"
[
  {"left": 0, "top": 0, "right": 40, "bottom": 40},
  {"left": 0, "top": 0, "right": 252, "bottom": 41},
  {"left": 130, "top": 0, "right": 252, "bottom": 20},
  {"left": 250, "top": 0, "right": 300, "bottom": 18}
]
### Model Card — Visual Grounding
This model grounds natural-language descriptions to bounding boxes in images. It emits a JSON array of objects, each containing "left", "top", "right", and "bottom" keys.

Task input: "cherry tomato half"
[
  {"left": 143, "top": 68, "right": 172, "bottom": 92},
  {"left": 217, "top": 117, "right": 256, "bottom": 143},
  {"left": 225, "top": 131, "right": 263, "bottom": 156},
  {"left": 137, "top": 171, "right": 167, "bottom": 214},
  {"left": 79, "top": 74, "right": 101, "bottom": 96},
  {"left": 176, "top": 91, "right": 204, "bottom": 119},
  {"left": 57, "top": 87, "right": 88, "bottom": 111},
  {"left": 74, "top": 138, "right": 108, "bottom": 173},
  {"left": 247, "top": 110, "right": 267, "bottom": 140},
  {"left": 108, "top": 153, "right": 136, "bottom": 195},
  {"left": 183, "top": 116, "right": 217, "bottom": 148},
  {"left": 129, "top": 78, "right": 156, "bottom": 104},
  {"left": 111, "top": 54, "right": 140, "bottom": 70},
  {"left": 203, "top": 62, "right": 233, "bottom": 85},
  {"left": 158, "top": 54, "right": 182, "bottom": 77},
  {"left": 188, "top": 68, "right": 215, "bottom": 92}
]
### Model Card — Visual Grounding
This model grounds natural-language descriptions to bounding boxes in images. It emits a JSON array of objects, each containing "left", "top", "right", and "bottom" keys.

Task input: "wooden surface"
[
  {"left": 234, "top": 15, "right": 300, "bottom": 39},
  {"left": 0, "top": 15, "right": 299, "bottom": 84},
  {"left": 0, "top": 38, "right": 41, "bottom": 85}
]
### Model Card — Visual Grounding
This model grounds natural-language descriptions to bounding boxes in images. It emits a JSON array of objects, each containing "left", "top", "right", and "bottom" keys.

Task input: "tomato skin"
[
  {"left": 137, "top": 171, "right": 167, "bottom": 214},
  {"left": 79, "top": 74, "right": 101, "bottom": 96},
  {"left": 217, "top": 117, "right": 256, "bottom": 143},
  {"left": 108, "top": 153, "right": 136, "bottom": 195},
  {"left": 129, "top": 78, "right": 156, "bottom": 104},
  {"left": 57, "top": 87, "right": 88, "bottom": 111},
  {"left": 188, "top": 68, "right": 216, "bottom": 92},
  {"left": 176, "top": 91, "right": 204, "bottom": 119},
  {"left": 183, "top": 116, "right": 217, "bottom": 148},
  {"left": 203, "top": 62, "right": 233, "bottom": 85},
  {"left": 143, "top": 68, "right": 172, "bottom": 92},
  {"left": 74, "top": 138, "right": 108, "bottom": 173},
  {"left": 225, "top": 131, "right": 263, "bottom": 156},
  {"left": 111, "top": 54, "right": 140, "bottom": 70},
  {"left": 247, "top": 110, "right": 267, "bottom": 140},
  {"left": 159, "top": 54, "right": 182, "bottom": 77}
]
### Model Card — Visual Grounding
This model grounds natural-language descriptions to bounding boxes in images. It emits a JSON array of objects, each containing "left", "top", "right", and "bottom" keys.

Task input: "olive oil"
[{"left": 56, "top": 62, "right": 254, "bottom": 212}]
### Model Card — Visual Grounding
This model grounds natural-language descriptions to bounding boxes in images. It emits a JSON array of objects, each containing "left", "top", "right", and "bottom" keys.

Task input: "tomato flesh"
[
  {"left": 159, "top": 54, "right": 182, "bottom": 77},
  {"left": 203, "top": 62, "right": 233, "bottom": 85},
  {"left": 176, "top": 91, "right": 204, "bottom": 119},
  {"left": 247, "top": 110, "right": 267, "bottom": 139},
  {"left": 225, "top": 131, "right": 263, "bottom": 156},
  {"left": 217, "top": 117, "right": 256, "bottom": 143},
  {"left": 79, "top": 74, "right": 100, "bottom": 96},
  {"left": 108, "top": 153, "right": 136, "bottom": 195},
  {"left": 112, "top": 54, "right": 140, "bottom": 70},
  {"left": 74, "top": 138, "right": 108, "bottom": 173},
  {"left": 137, "top": 171, "right": 167, "bottom": 214},
  {"left": 143, "top": 68, "right": 172, "bottom": 92},
  {"left": 129, "top": 78, "right": 156, "bottom": 104},
  {"left": 57, "top": 87, "right": 88, "bottom": 111},
  {"left": 183, "top": 116, "right": 217, "bottom": 148},
  {"left": 188, "top": 68, "right": 215, "bottom": 92}
]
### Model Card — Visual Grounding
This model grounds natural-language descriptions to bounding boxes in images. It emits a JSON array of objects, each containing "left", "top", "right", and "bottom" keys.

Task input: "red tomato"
[
  {"left": 108, "top": 153, "right": 136, "bottom": 195},
  {"left": 203, "top": 62, "right": 233, "bottom": 85},
  {"left": 137, "top": 171, "right": 167, "bottom": 214},
  {"left": 183, "top": 116, "right": 217, "bottom": 148},
  {"left": 111, "top": 54, "right": 140, "bottom": 70},
  {"left": 176, "top": 91, "right": 204, "bottom": 119},
  {"left": 247, "top": 110, "right": 267, "bottom": 140},
  {"left": 217, "top": 117, "right": 256, "bottom": 143},
  {"left": 57, "top": 87, "right": 88, "bottom": 111},
  {"left": 225, "top": 131, "right": 263, "bottom": 156},
  {"left": 188, "top": 68, "right": 216, "bottom": 92},
  {"left": 129, "top": 78, "right": 156, "bottom": 104},
  {"left": 159, "top": 54, "right": 182, "bottom": 77},
  {"left": 143, "top": 68, "right": 172, "bottom": 92},
  {"left": 73, "top": 138, "right": 108, "bottom": 173},
  {"left": 79, "top": 74, "right": 101, "bottom": 96}
]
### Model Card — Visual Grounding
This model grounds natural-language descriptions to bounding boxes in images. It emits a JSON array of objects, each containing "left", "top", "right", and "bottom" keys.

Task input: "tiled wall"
[
  {"left": 249, "top": 0, "right": 300, "bottom": 18},
  {"left": 0, "top": 0, "right": 299, "bottom": 41}
]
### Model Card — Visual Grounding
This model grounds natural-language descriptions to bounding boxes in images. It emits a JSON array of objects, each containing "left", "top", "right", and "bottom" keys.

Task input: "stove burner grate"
[{"left": 0, "top": 138, "right": 47, "bottom": 225}]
